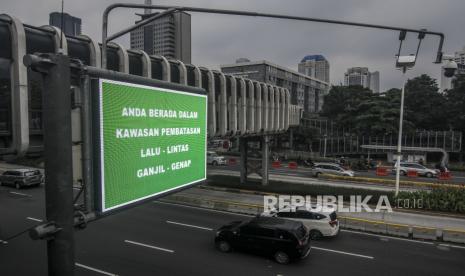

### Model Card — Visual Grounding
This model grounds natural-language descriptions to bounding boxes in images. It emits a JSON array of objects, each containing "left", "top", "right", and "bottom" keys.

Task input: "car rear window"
[
  {"left": 295, "top": 225, "right": 307, "bottom": 240},
  {"left": 329, "top": 211, "right": 337, "bottom": 221}
]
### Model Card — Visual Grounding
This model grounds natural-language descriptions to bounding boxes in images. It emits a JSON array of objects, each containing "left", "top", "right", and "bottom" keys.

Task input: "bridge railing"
[{"left": 318, "top": 131, "right": 462, "bottom": 156}]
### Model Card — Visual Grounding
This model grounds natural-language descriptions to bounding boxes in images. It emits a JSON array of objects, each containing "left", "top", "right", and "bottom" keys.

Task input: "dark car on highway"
[
  {"left": 0, "top": 169, "right": 44, "bottom": 189},
  {"left": 215, "top": 216, "right": 311, "bottom": 264}
]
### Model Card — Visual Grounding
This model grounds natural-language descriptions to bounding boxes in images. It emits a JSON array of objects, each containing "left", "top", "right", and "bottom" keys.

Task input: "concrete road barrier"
[
  {"left": 407, "top": 170, "right": 418, "bottom": 178},
  {"left": 344, "top": 217, "right": 366, "bottom": 231},
  {"left": 442, "top": 229, "right": 465, "bottom": 244},
  {"left": 412, "top": 226, "right": 438, "bottom": 241},
  {"left": 365, "top": 221, "right": 388, "bottom": 234},
  {"left": 288, "top": 162, "right": 298, "bottom": 169},
  {"left": 386, "top": 223, "right": 410, "bottom": 238}
]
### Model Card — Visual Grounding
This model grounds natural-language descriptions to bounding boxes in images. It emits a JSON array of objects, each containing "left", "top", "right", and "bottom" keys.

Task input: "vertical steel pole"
[
  {"left": 42, "top": 54, "right": 75, "bottom": 275},
  {"left": 395, "top": 69, "right": 407, "bottom": 197},
  {"left": 240, "top": 138, "right": 248, "bottom": 184},
  {"left": 80, "top": 75, "right": 93, "bottom": 212},
  {"left": 261, "top": 136, "right": 269, "bottom": 186},
  {"left": 323, "top": 136, "right": 327, "bottom": 158}
]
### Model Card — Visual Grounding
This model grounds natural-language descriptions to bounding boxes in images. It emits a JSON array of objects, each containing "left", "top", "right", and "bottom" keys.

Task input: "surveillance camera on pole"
[
  {"left": 396, "top": 55, "right": 417, "bottom": 72},
  {"left": 442, "top": 55, "right": 458, "bottom": 78}
]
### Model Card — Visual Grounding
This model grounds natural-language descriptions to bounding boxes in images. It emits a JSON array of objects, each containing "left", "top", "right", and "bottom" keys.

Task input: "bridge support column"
[
  {"left": 289, "top": 128, "right": 294, "bottom": 150},
  {"left": 239, "top": 137, "right": 248, "bottom": 184},
  {"left": 261, "top": 135, "right": 269, "bottom": 186}
]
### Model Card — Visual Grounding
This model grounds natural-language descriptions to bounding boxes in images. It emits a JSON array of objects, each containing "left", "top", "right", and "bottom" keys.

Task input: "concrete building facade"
[
  {"left": 221, "top": 59, "right": 330, "bottom": 114},
  {"left": 298, "top": 55, "right": 330, "bottom": 83},
  {"left": 455, "top": 46, "right": 465, "bottom": 65},
  {"left": 344, "top": 67, "right": 380, "bottom": 93},
  {"left": 49, "top": 12, "right": 81, "bottom": 36},
  {"left": 130, "top": 4, "right": 191, "bottom": 63}
]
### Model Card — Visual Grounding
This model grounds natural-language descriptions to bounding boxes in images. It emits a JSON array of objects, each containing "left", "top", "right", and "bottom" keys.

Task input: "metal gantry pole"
[
  {"left": 395, "top": 69, "right": 407, "bottom": 197},
  {"left": 39, "top": 54, "right": 75, "bottom": 275},
  {"left": 101, "top": 3, "right": 445, "bottom": 69},
  {"left": 80, "top": 75, "right": 94, "bottom": 212}
]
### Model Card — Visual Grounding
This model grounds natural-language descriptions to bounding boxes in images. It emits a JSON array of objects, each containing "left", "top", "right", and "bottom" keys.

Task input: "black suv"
[{"left": 215, "top": 216, "right": 311, "bottom": 264}]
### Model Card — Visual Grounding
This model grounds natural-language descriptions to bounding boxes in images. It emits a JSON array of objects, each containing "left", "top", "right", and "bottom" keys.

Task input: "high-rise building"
[
  {"left": 221, "top": 59, "right": 330, "bottom": 114},
  {"left": 298, "top": 55, "right": 330, "bottom": 83},
  {"left": 130, "top": 0, "right": 191, "bottom": 63},
  {"left": 344, "top": 67, "right": 380, "bottom": 93},
  {"left": 369, "top": 71, "right": 380, "bottom": 93},
  {"left": 49, "top": 12, "right": 81, "bottom": 36},
  {"left": 455, "top": 46, "right": 465, "bottom": 65}
]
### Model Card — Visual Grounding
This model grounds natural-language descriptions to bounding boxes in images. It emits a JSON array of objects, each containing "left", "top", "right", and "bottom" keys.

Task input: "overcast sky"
[{"left": 3, "top": 0, "right": 465, "bottom": 91}]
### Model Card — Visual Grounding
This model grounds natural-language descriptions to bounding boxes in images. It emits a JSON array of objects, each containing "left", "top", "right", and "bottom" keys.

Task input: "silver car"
[
  {"left": 207, "top": 151, "right": 227, "bottom": 166},
  {"left": 312, "top": 163, "right": 355, "bottom": 177},
  {"left": 392, "top": 162, "right": 438, "bottom": 178}
]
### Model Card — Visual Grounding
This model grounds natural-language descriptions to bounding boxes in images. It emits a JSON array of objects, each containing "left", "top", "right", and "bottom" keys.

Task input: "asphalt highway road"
[
  {"left": 1, "top": 185, "right": 465, "bottom": 276},
  {"left": 213, "top": 163, "right": 465, "bottom": 185}
]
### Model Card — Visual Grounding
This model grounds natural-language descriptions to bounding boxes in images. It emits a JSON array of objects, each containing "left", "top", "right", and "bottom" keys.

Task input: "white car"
[
  {"left": 207, "top": 151, "right": 227, "bottom": 166},
  {"left": 312, "top": 162, "right": 355, "bottom": 177},
  {"left": 262, "top": 207, "right": 339, "bottom": 240},
  {"left": 391, "top": 162, "right": 438, "bottom": 178}
]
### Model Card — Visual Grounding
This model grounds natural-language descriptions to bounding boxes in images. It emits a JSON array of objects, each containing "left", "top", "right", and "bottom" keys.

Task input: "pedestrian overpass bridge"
[{"left": 0, "top": 14, "right": 301, "bottom": 157}]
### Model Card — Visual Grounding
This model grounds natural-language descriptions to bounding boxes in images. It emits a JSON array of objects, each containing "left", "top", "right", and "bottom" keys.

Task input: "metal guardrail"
[{"left": 162, "top": 193, "right": 465, "bottom": 244}]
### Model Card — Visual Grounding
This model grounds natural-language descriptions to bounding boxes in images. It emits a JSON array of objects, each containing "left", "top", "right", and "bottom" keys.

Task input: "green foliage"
[
  {"left": 396, "top": 187, "right": 465, "bottom": 214},
  {"left": 321, "top": 74, "right": 465, "bottom": 138}
]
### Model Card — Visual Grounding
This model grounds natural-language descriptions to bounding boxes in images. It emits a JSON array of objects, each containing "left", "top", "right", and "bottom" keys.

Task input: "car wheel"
[
  {"left": 212, "top": 161, "right": 218, "bottom": 166},
  {"left": 315, "top": 172, "right": 321, "bottom": 178},
  {"left": 216, "top": 240, "right": 231, "bottom": 252},
  {"left": 274, "top": 251, "right": 290, "bottom": 264},
  {"left": 15, "top": 182, "right": 21, "bottom": 189},
  {"left": 310, "top": 229, "right": 323, "bottom": 240},
  {"left": 426, "top": 172, "right": 433, "bottom": 178},
  {"left": 400, "top": 170, "right": 407, "bottom": 176}
]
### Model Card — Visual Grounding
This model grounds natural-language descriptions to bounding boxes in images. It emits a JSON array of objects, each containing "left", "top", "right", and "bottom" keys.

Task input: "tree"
[
  {"left": 321, "top": 85, "right": 372, "bottom": 130},
  {"left": 404, "top": 74, "right": 449, "bottom": 130},
  {"left": 445, "top": 74, "right": 465, "bottom": 161}
]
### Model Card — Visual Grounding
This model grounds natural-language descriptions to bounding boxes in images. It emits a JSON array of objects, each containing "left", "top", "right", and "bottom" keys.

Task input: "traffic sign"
[{"left": 96, "top": 79, "right": 207, "bottom": 212}]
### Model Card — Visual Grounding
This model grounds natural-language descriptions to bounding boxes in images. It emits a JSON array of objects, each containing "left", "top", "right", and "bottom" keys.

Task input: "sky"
[{"left": 2, "top": 0, "right": 465, "bottom": 91}]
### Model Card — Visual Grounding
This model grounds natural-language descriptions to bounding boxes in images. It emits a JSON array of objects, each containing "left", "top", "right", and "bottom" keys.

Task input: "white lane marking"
[
  {"left": 73, "top": 187, "right": 81, "bottom": 190},
  {"left": 26, "top": 217, "right": 43, "bottom": 222},
  {"left": 341, "top": 229, "right": 434, "bottom": 245},
  {"left": 9, "top": 191, "right": 31, "bottom": 197},
  {"left": 0, "top": 239, "right": 8, "bottom": 244},
  {"left": 153, "top": 200, "right": 253, "bottom": 217},
  {"left": 438, "top": 243, "right": 465, "bottom": 250},
  {"left": 166, "top": 220, "right": 213, "bottom": 231},
  {"left": 124, "top": 240, "right": 174, "bottom": 253},
  {"left": 312, "top": 246, "right": 374, "bottom": 259},
  {"left": 75, "top": 263, "right": 118, "bottom": 276}
]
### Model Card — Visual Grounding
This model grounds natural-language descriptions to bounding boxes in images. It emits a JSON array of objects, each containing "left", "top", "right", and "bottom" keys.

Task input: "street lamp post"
[{"left": 395, "top": 68, "right": 408, "bottom": 196}]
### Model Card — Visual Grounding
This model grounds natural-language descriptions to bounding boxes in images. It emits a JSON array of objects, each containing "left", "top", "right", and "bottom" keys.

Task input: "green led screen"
[{"left": 98, "top": 79, "right": 207, "bottom": 212}]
